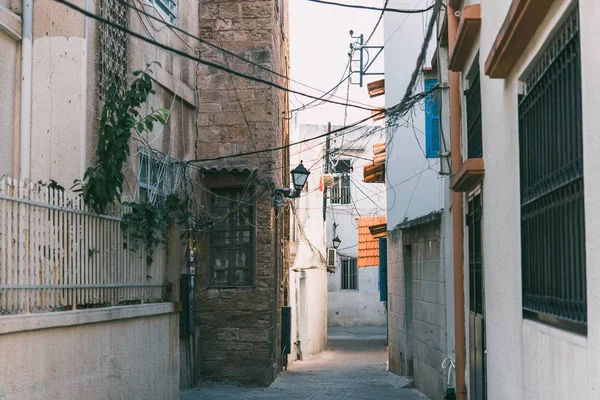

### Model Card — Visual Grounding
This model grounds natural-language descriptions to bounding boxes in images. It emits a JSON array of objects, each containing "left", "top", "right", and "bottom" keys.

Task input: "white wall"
[
  {"left": 478, "top": 1, "right": 597, "bottom": 398},
  {"left": 328, "top": 265, "right": 386, "bottom": 327},
  {"left": 384, "top": 0, "right": 444, "bottom": 229},
  {"left": 287, "top": 120, "right": 329, "bottom": 361}
]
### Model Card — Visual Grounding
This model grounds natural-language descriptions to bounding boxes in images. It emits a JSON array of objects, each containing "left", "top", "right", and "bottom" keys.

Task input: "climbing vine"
[
  {"left": 73, "top": 62, "right": 168, "bottom": 214},
  {"left": 121, "top": 194, "right": 191, "bottom": 265},
  {"left": 72, "top": 62, "right": 193, "bottom": 265}
]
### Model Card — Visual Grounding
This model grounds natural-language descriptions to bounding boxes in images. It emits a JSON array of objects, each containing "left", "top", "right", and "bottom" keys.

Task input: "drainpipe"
[
  {"left": 448, "top": 3, "right": 466, "bottom": 400},
  {"left": 20, "top": 0, "right": 33, "bottom": 180}
]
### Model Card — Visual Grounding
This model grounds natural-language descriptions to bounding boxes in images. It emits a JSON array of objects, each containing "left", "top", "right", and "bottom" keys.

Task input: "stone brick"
[
  {"left": 214, "top": 112, "right": 246, "bottom": 126},
  {"left": 202, "top": 349, "right": 227, "bottom": 361},
  {"left": 199, "top": 360, "right": 221, "bottom": 379},
  {"left": 216, "top": 328, "right": 240, "bottom": 341},
  {"left": 219, "top": 3, "right": 241, "bottom": 18},
  {"left": 199, "top": 4, "right": 218, "bottom": 19},
  {"left": 220, "top": 362, "right": 241, "bottom": 378},
  {"left": 215, "top": 18, "right": 233, "bottom": 31},
  {"left": 231, "top": 18, "right": 272, "bottom": 32},
  {"left": 242, "top": 2, "right": 272, "bottom": 18},
  {"left": 239, "top": 328, "right": 270, "bottom": 342},
  {"left": 226, "top": 349, "right": 271, "bottom": 361}
]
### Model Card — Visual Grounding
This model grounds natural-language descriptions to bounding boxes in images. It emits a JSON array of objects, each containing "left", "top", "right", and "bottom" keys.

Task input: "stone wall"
[
  {"left": 387, "top": 213, "right": 448, "bottom": 400},
  {"left": 194, "top": 0, "right": 289, "bottom": 386}
]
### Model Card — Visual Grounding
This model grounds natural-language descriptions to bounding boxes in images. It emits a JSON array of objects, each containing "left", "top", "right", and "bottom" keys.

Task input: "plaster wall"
[
  {"left": 0, "top": 28, "right": 19, "bottom": 177},
  {"left": 477, "top": 0, "right": 595, "bottom": 398},
  {"left": 327, "top": 265, "right": 386, "bottom": 327},
  {"left": 0, "top": 307, "right": 179, "bottom": 400},
  {"left": 383, "top": 0, "right": 444, "bottom": 228},
  {"left": 287, "top": 120, "right": 330, "bottom": 362},
  {"left": 308, "top": 122, "right": 387, "bottom": 327}
]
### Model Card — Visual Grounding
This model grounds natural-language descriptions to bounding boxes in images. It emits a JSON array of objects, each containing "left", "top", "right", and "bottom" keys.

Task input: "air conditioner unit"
[{"left": 326, "top": 248, "right": 336, "bottom": 269}]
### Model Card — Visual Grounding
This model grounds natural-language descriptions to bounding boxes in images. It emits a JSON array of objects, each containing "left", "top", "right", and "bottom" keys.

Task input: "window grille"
[
  {"left": 210, "top": 188, "right": 255, "bottom": 287},
  {"left": 330, "top": 175, "right": 351, "bottom": 205},
  {"left": 341, "top": 258, "right": 358, "bottom": 290},
  {"left": 465, "top": 68, "right": 482, "bottom": 159},
  {"left": 330, "top": 159, "right": 352, "bottom": 205},
  {"left": 138, "top": 151, "right": 180, "bottom": 204},
  {"left": 518, "top": 8, "right": 586, "bottom": 333},
  {"left": 467, "top": 192, "right": 483, "bottom": 315},
  {"left": 150, "top": 0, "right": 177, "bottom": 24},
  {"left": 99, "top": 0, "right": 128, "bottom": 101}
]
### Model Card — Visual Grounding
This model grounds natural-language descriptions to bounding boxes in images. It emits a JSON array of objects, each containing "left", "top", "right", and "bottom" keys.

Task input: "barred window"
[
  {"left": 138, "top": 151, "right": 179, "bottom": 204},
  {"left": 330, "top": 159, "right": 352, "bottom": 205},
  {"left": 99, "top": 0, "right": 128, "bottom": 101},
  {"left": 341, "top": 258, "right": 358, "bottom": 290},
  {"left": 210, "top": 188, "right": 255, "bottom": 287},
  {"left": 519, "top": 8, "right": 586, "bottom": 333},
  {"left": 150, "top": 0, "right": 177, "bottom": 24}
]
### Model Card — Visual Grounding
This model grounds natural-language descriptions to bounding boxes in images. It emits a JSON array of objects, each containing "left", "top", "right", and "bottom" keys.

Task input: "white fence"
[{"left": 0, "top": 177, "right": 168, "bottom": 314}]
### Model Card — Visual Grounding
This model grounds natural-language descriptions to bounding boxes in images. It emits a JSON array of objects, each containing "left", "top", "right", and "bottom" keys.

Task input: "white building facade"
[{"left": 444, "top": 0, "right": 600, "bottom": 399}]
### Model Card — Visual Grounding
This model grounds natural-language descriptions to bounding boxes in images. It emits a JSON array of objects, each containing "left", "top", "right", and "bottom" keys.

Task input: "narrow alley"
[{"left": 181, "top": 327, "right": 430, "bottom": 400}]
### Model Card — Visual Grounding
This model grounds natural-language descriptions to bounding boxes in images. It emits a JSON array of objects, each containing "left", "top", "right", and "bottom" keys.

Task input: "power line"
[
  {"left": 123, "top": 0, "right": 383, "bottom": 113},
  {"left": 54, "top": 0, "right": 379, "bottom": 113},
  {"left": 191, "top": 110, "right": 385, "bottom": 163},
  {"left": 365, "top": 0, "right": 389, "bottom": 44},
  {"left": 305, "top": 0, "right": 435, "bottom": 14}
]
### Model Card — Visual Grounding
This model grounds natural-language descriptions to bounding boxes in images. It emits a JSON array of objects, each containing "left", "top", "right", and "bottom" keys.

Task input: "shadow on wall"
[{"left": 327, "top": 266, "right": 387, "bottom": 327}]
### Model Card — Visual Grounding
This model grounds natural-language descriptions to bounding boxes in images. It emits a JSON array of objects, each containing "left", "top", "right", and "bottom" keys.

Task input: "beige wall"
[
  {"left": 0, "top": 6, "right": 20, "bottom": 178},
  {"left": 0, "top": 305, "right": 179, "bottom": 400},
  {"left": 6, "top": 0, "right": 199, "bottom": 193}
]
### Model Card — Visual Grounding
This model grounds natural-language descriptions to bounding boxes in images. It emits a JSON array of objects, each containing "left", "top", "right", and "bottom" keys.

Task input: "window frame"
[
  {"left": 518, "top": 7, "right": 586, "bottom": 335},
  {"left": 148, "top": 0, "right": 177, "bottom": 24},
  {"left": 208, "top": 187, "right": 256, "bottom": 288},
  {"left": 138, "top": 150, "right": 176, "bottom": 204},
  {"left": 329, "top": 159, "right": 352, "bottom": 205},
  {"left": 340, "top": 258, "right": 358, "bottom": 290}
]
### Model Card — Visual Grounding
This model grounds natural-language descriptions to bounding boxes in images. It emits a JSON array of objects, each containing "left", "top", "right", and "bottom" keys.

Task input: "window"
[
  {"left": 149, "top": 0, "right": 177, "bottom": 24},
  {"left": 99, "top": 0, "right": 127, "bottom": 101},
  {"left": 210, "top": 188, "right": 255, "bottom": 287},
  {"left": 519, "top": 8, "right": 586, "bottom": 333},
  {"left": 465, "top": 66, "right": 482, "bottom": 159},
  {"left": 330, "top": 159, "right": 352, "bottom": 205},
  {"left": 467, "top": 192, "right": 483, "bottom": 315},
  {"left": 424, "top": 78, "right": 440, "bottom": 158},
  {"left": 341, "top": 258, "right": 358, "bottom": 290},
  {"left": 138, "top": 151, "right": 178, "bottom": 204}
]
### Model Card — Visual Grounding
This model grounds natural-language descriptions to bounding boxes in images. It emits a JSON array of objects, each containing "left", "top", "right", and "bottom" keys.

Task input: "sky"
[{"left": 288, "top": 0, "right": 386, "bottom": 127}]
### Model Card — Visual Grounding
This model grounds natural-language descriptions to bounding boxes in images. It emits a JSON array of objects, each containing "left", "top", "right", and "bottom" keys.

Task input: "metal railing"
[
  {"left": 330, "top": 175, "right": 351, "bottom": 205},
  {"left": 0, "top": 177, "right": 168, "bottom": 315},
  {"left": 518, "top": 8, "right": 586, "bottom": 332}
]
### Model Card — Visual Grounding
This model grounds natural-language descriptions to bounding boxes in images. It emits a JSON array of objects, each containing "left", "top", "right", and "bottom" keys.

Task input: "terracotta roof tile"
[{"left": 357, "top": 216, "right": 386, "bottom": 268}]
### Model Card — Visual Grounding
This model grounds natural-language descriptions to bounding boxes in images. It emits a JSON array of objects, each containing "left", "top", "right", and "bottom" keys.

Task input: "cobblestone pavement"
[{"left": 181, "top": 326, "right": 430, "bottom": 400}]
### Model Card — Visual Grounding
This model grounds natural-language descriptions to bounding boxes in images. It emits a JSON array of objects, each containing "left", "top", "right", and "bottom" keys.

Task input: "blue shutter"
[
  {"left": 378, "top": 238, "right": 387, "bottom": 302},
  {"left": 425, "top": 79, "right": 440, "bottom": 158}
]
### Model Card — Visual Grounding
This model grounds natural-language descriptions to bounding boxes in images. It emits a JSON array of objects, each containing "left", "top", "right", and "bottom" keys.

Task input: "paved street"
[{"left": 181, "top": 326, "right": 430, "bottom": 400}]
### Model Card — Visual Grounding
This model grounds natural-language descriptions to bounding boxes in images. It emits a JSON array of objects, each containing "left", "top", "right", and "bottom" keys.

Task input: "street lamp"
[
  {"left": 273, "top": 162, "right": 311, "bottom": 206},
  {"left": 291, "top": 162, "right": 310, "bottom": 193},
  {"left": 332, "top": 235, "right": 342, "bottom": 250}
]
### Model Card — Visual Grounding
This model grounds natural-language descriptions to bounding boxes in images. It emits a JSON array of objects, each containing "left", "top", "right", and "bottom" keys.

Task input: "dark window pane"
[
  {"left": 519, "top": 8, "right": 586, "bottom": 330},
  {"left": 210, "top": 187, "right": 255, "bottom": 286}
]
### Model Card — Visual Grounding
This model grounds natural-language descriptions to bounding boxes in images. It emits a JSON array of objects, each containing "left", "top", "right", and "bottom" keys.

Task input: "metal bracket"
[{"left": 349, "top": 33, "right": 384, "bottom": 87}]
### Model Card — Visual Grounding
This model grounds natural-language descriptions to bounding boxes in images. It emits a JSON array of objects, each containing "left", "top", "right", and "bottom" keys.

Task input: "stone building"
[{"left": 193, "top": 0, "right": 291, "bottom": 386}]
